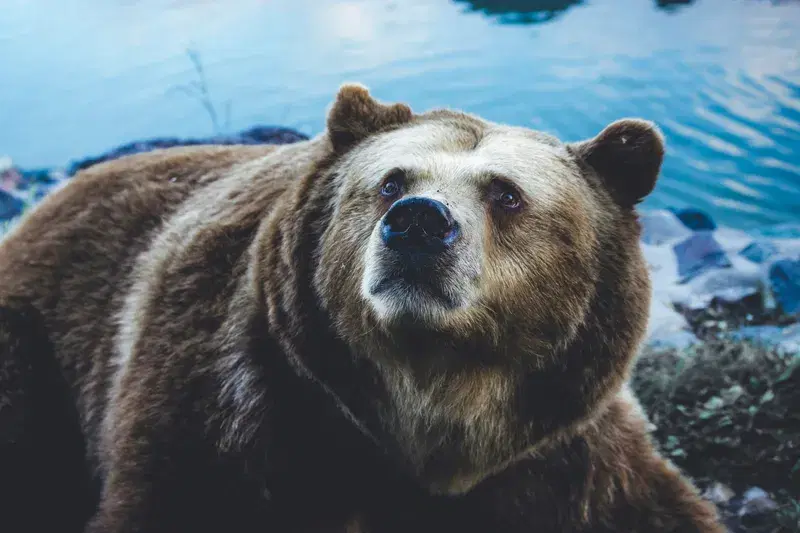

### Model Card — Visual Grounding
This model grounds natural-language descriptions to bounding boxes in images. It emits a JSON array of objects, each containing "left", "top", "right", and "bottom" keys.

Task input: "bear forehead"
[{"left": 345, "top": 121, "right": 591, "bottom": 207}]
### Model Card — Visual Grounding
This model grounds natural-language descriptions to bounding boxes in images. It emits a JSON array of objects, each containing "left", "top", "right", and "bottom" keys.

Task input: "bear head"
[{"left": 275, "top": 84, "right": 664, "bottom": 495}]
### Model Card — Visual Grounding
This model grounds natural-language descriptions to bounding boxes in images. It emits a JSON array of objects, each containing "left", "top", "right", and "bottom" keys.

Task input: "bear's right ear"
[
  {"left": 326, "top": 83, "right": 413, "bottom": 154},
  {"left": 569, "top": 119, "right": 665, "bottom": 208}
]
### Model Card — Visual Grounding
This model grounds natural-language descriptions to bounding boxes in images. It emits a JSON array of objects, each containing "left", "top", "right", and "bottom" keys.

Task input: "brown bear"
[{"left": 0, "top": 84, "right": 724, "bottom": 533}]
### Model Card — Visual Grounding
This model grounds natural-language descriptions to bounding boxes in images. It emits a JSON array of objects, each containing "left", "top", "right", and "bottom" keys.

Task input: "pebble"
[
  {"left": 737, "top": 487, "right": 778, "bottom": 521},
  {"left": 670, "top": 207, "right": 717, "bottom": 231},
  {"left": 0, "top": 190, "right": 24, "bottom": 220},
  {"left": 739, "top": 240, "right": 780, "bottom": 264},
  {"left": 679, "top": 266, "right": 761, "bottom": 309},
  {"left": 768, "top": 259, "right": 800, "bottom": 316},
  {"left": 703, "top": 482, "right": 735, "bottom": 505},
  {"left": 709, "top": 485, "right": 785, "bottom": 533},
  {"left": 673, "top": 231, "right": 732, "bottom": 284},
  {"left": 640, "top": 210, "right": 692, "bottom": 245}
]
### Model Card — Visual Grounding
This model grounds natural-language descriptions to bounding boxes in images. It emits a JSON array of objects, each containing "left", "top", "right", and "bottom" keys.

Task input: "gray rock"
[
  {"left": 674, "top": 231, "right": 732, "bottom": 283},
  {"left": 639, "top": 210, "right": 692, "bottom": 246},
  {"left": 739, "top": 240, "right": 780, "bottom": 264},
  {"left": 738, "top": 487, "right": 778, "bottom": 518},
  {"left": 678, "top": 265, "right": 761, "bottom": 309},
  {"left": 0, "top": 190, "right": 24, "bottom": 221},
  {"left": 670, "top": 207, "right": 717, "bottom": 231},
  {"left": 703, "top": 482, "right": 735, "bottom": 505},
  {"left": 768, "top": 258, "right": 800, "bottom": 316}
]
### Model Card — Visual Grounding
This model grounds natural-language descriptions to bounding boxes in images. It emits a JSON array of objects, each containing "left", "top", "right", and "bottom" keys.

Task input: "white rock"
[
  {"left": 703, "top": 482, "right": 735, "bottom": 505},
  {"left": 667, "top": 266, "right": 763, "bottom": 310},
  {"left": 738, "top": 486, "right": 778, "bottom": 517},
  {"left": 639, "top": 210, "right": 692, "bottom": 246},
  {"left": 714, "top": 226, "right": 756, "bottom": 256}
]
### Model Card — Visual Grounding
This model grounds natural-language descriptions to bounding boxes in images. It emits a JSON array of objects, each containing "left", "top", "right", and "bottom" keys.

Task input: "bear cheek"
[
  {"left": 482, "top": 217, "right": 596, "bottom": 344},
  {"left": 525, "top": 218, "right": 597, "bottom": 330},
  {"left": 316, "top": 212, "right": 374, "bottom": 315}
]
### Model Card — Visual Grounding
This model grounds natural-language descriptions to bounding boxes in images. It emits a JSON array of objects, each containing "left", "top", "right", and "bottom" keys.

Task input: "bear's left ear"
[
  {"left": 326, "top": 83, "right": 414, "bottom": 155},
  {"left": 569, "top": 119, "right": 665, "bottom": 208}
]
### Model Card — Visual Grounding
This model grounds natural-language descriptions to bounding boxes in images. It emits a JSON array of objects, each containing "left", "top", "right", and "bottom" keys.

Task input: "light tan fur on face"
[
  {"left": 339, "top": 119, "right": 602, "bottom": 329},
  {"left": 315, "top": 107, "right": 616, "bottom": 492}
]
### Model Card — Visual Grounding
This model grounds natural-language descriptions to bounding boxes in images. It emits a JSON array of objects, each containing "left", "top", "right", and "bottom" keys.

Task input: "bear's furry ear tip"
[
  {"left": 330, "top": 82, "right": 376, "bottom": 114},
  {"left": 334, "top": 82, "right": 371, "bottom": 101},
  {"left": 572, "top": 118, "right": 665, "bottom": 207},
  {"left": 326, "top": 83, "right": 376, "bottom": 153},
  {"left": 326, "top": 82, "right": 413, "bottom": 154},
  {"left": 599, "top": 118, "right": 665, "bottom": 156}
]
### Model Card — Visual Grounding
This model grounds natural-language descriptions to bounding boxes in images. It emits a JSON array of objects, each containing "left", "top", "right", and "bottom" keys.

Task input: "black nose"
[{"left": 381, "top": 197, "right": 459, "bottom": 253}]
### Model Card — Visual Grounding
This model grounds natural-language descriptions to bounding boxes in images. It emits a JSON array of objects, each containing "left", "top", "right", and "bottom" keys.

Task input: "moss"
[{"left": 632, "top": 339, "right": 800, "bottom": 532}]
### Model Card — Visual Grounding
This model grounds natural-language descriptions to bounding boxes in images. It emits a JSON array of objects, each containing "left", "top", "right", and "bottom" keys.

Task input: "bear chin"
[
  {"left": 360, "top": 253, "right": 476, "bottom": 326},
  {"left": 363, "top": 278, "right": 469, "bottom": 324}
]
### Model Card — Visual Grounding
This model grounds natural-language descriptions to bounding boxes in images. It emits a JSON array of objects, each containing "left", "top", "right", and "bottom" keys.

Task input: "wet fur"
[{"left": 0, "top": 84, "right": 723, "bottom": 532}]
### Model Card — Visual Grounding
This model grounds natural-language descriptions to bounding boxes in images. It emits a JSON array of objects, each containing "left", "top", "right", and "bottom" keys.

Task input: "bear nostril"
[
  {"left": 419, "top": 208, "right": 454, "bottom": 240},
  {"left": 385, "top": 205, "right": 413, "bottom": 234},
  {"left": 381, "top": 197, "right": 458, "bottom": 253}
]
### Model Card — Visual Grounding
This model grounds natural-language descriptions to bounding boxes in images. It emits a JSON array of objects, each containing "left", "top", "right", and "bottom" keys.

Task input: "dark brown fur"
[
  {"left": 0, "top": 300, "right": 94, "bottom": 533},
  {"left": 0, "top": 84, "right": 723, "bottom": 533}
]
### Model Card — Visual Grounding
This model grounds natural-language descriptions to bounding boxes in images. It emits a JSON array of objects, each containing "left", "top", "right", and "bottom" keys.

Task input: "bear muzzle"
[{"left": 380, "top": 196, "right": 460, "bottom": 255}]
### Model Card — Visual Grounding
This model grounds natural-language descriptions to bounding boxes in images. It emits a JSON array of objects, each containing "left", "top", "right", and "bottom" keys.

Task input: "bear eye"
[
  {"left": 499, "top": 190, "right": 520, "bottom": 210},
  {"left": 380, "top": 169, "right": 405, "bottom": 199},
  {"left": 490, "top": 178, "right": 523, "bottom": 211}
]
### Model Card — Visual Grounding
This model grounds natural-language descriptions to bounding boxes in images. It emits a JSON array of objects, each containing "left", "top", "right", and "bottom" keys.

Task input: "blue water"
[{"left": 1, "top": 0, "right": 799, "bottom": 229}]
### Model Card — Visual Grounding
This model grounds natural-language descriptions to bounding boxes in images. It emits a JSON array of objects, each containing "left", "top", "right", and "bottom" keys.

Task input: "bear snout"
[{"left": 380, "top": 196, "right": 460, "bottom": 255}]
